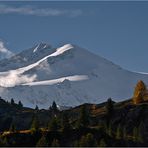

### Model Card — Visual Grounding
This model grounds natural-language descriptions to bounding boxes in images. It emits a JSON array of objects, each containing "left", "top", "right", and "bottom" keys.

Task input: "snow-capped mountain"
[
  {"left": 0, "top": 42, "right": 52, "bottom": 71},
  {"left": 0, "top": 43, "right": 147, "bottom": 109}
]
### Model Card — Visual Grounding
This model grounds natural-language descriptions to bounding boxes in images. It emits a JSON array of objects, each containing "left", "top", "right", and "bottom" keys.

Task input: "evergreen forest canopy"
[{"left": 0, "top": 80, "right": 147, "bottom": 147}]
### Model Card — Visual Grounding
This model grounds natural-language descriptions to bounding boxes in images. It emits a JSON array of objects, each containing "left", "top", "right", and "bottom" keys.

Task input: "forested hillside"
[{"left": 0, "top": 81, "right": 147, "bottom": 146}]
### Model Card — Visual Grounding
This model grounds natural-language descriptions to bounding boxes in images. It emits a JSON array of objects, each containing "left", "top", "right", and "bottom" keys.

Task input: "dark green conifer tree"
[
  {"left": 36, "top": 134, "right": 48, "bottom": 147},
  {"left": 0, "top": 138, "right": 4, "bottom": 147},
  {"left": 48, "top": 117, "right": 58, "bottom": 131},
  {"left": 79, "top": 133, "right": 97, "bottom": 147},
  {"left": 18, "top": 101, "right": 23, "bottom": 108},
  {"left": 85, "top": 133, "right": 97, "bottom": 147},
  {"left": 138, "top": 121, "right": 145, "bottom": 143},
  {"left": 133, "top": 127, "right": 139, "bottom": 142},
  {"left": 133, "top": 124, "right": 144, "bottom": 143},
  {"left": 106, "top": 98, "right": 114, "bottom": 115},
  {"left": 51, "top": 139, "right": 60, "bottom": 147},
  {"left": 116, "top": 124, "right": 123, "bottom": 139},
  {"left": 31, "top": 115, "right": 39, "bottom": 132},
  {"left": 9, "top": 123, "right": 16, "bottom": 133},
  {"left": 108, "top": 123, "right": 112, "bottom": 137},
  {"left": 99, "top": 138, "right": 107, "bottom": 147},
  {"left": 123, "top": 126, "right": 127, "bottom": 139},
  {"left": 52, "top": 101, "right": 58, "bottom": 112},
  {"left": 105, "top": 98, "right": 114, "bottom": 127},
  {"left": 61, "top": 112, "right": 71, "bottom": 132},
  {"left": 79, "top": 135, "right": 87, "bottom": 147},
  {"left": 11, "top": 98, "right": 15, "bottom": 105},
  {"left": 35, "top": 105, "right": 39, "bottom": 110},
  {"left": 3, "top": 137, "right": 9, "bottom": 147},
  {"left": 77, "top": 105, "right": 89, "bottom": 128}
]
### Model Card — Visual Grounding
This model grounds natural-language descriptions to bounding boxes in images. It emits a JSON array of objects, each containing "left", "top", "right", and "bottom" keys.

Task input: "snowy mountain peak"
[
  {"left": 0, "top": 42, "right": 148, "bottom": 108},
  {"left": 51, "top": 44, "right": 74, "bottom": 56},
  {"left": 61, "top": 43, "right": 74, "bottom": 49},
  {"left": 0, "top": 42, "right": 54, "bottom": 71},
  {"left": 33, "top": 42, "right": 51, "bottom": 53}
]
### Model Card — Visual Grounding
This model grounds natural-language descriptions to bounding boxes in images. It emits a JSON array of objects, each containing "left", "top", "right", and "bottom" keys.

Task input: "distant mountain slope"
[
  {"left": 0, "top": 43, "right": 147, "bottom": 108},
  {"left": 0, "top": 43, "right": 53, "bottom": 71}
]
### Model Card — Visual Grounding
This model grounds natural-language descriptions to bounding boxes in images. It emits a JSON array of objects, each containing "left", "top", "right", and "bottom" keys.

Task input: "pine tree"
[
  {"left": 52, "top": 101, "right": 58, "bottom": 112},
  {"left": 85, "top": 133, "right": 97, "bottom": 147},
  {"left": 9, "top": 123, "right": 16, "bottom": 133},
  {"left": 51, "top": 139, "right": 60, "bottom": 147},
  {"left": 106, "top": 98, "right": 114, "bottom": 115},
  {"left": 3, "top": 137, "right": 9, "bottom": 147},
  {"left": 61, "top": 112, "right": 71, "bottom": 132},
  {"left": 35, "top": 105, "right": 39, "bottom": 111},
  {"left": 79, "top": 133, "right": 97, "bottom": 147},
  {"left": 73, "top": 140, "right": 79, "bottom": 147},
  {"left": 108, "top": 123, "right": 112, "bottom": 137},
  {"left": 99, "top": 138, "right": 106, "bottom": 147},
  {"left": 0, "top": 138, "right": 4, "bottom": 147},
  {"left": 102, "top": 122, "right": 108, "bottom": 134},
  {"left": 138, "top": 121, "right": 145, "bottom": 143},
  {"left": 18, "top": 101, "right": 23, "bottom": 108},
  {"left": 77, "top": 105, "right": 89, "bottom": 128},
  {"left": 105, "top": 98, "right": 114, "bottom": 127},
  {"left": 123, "top": 126, "right": 127, "bottom": 139},
  {"left": 36, "top": 134, "right": 48, "bottom": 147},
  {"left": 11, "top": 98, "right": 15, "bottom": 105},
  {"left": 79, "top": 135, "right": 86, "bottom": 147},
  {"left": 133, "top": 80, "right": 146, "bottom": 104},
  {"left": 31, "top": 115, "right": 39, "bottom": 132},
  {"left": 48, "top": 117, "right": 58, "bottom": 131},
  {"left": 133, "top": 127, "right": 139, "bottom": 142},
  {"left": 116, "top": 124, "right": 123, "bottom": 139},
  {"left": 132, "top": 123, "right": 144, "bottom": 143}
]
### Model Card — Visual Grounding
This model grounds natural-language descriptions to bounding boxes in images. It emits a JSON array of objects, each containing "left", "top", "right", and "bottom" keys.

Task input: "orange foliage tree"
[{"left": 133, "top": 80, "right": 146, "bottom": 104}]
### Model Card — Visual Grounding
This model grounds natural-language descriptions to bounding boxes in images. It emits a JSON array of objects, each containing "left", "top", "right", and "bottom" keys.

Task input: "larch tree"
[{"left": 133, "top": 80, "right": 147, "bottom": 104}]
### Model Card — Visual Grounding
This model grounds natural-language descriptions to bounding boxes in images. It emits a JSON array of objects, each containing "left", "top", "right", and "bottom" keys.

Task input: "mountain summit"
[
  {"left": 0, "top": 42, "right": 53, "bottom": 71},
  {"left": 0, "top": 43, "right": 147, "bottom": 108}
]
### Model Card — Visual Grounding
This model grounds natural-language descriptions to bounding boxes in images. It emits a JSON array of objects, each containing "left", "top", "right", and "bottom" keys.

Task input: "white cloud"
[
  {"left": 0, "top": 71, "right": 37, "bottom": 87},
  {"left": 0, "top": 40, "right": 37, "bottom": 87},
  {"left": 0, "top": 40, "right": 14, "bottom": 59},
  {"left": 0, "top": 4, "right": 82, "bottom": 17}
]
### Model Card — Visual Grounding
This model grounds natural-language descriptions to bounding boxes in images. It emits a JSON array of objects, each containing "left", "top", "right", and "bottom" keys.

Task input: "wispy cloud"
[
  {"left": 0, "top": 4, "right": 82, "bottom": 17},
  {"left": 0, "top": 71, "right": 37, "bottom": 87},
  {"left": 0, "top": 40, "right": 14, "bottom": 60}
]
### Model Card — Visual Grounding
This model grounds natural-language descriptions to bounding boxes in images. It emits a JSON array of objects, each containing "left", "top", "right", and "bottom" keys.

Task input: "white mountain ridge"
[{"left": 0, "top": 43, "right": 147, "bottom": 109}]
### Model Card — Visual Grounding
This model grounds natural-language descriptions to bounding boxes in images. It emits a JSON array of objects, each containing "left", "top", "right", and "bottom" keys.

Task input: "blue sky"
[{"left": 0, "top": 1, "right": 148, "bottom": 72}]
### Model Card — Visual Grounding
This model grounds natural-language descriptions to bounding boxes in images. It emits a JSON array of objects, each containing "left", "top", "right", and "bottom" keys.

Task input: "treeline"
[
  {"left": 0, "top": 97, "right": 146, "bottom": 147},
  {"left": 0, "top": 102, "right": 113, "bottom": 147},
  {"left": 0, "top": 80, "right": 147, "bottom": 146},
  {"left": 0, "top": 97, "right": 23, "bottom": 108}
]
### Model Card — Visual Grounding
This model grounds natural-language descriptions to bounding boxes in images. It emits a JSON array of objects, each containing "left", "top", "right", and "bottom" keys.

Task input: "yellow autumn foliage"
[{"left": 133, "top": 80, "right": 146, "bottom": 104}]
